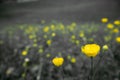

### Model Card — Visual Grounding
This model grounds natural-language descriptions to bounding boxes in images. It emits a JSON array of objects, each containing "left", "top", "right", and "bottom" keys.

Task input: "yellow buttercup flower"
[
  {"left": 43, "top": 26, "right": 49, "bottom": 32},
  {"left": 116, "top": 37, "right": 120, "bottom": 43},
  {"left": 51, "top": 32, "right": 56, "bottom": 37},
  {"left": 38, "top": 48, "right": 44, "bottom": 53},
  {"left": 102, "top": 45, "right": 109, "bottom": 50},
  {"left": 22, "top": 50, "right": 28, "bottom": 56},
  {"left": 114, "top": 20, "right": 120, "bottom": 25},
  {"left": 107, "top": 23, "right": 114, "bottom": 29},
  {"left": 71, "top": 22, "right": 76, "bottom": 27},
  {"left": 75, "top": 40, "right": 80, "bottom": 45},
  {"left": 101, "top": 18, "right": 108, "bottom": 23},
  {"left": 71, "top": 57, "right": 76, "bottom": 63},
  {"left": 67, "top": 55, "right": 71, "bottom": 60},
  {"left": 52, "top": 57, "right": 64, "bottom": 67},
  {"left": 46, "top": 40, "right": 52, "bottom": 46},
  {"left": 29, "top": 34, "right": 36, "bottom": 39},
  {"left": 81, "top": 44, "right": 100, "bottom": 57},
  {"left": 112, "top": 28, "right": 119, "bottom": 33},
  {"left": 79, "top": 32, "right": 84, "bottom": 37},
  {"left": 50, "top": 24, "right": 55, "bottom": 31},
  {"left": 60, "top": 24, "right": 64, "bottom": 30},
  {"left": 71, "top": 35, "right": 76, "bottom": 40},
  {"left": 46, "top": 53, "right": 51, "bottom": 58}
]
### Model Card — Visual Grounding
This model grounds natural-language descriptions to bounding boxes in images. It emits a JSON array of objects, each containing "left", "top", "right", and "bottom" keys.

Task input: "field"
[{"left": 0, "top": 18, "right": 120, "bottom": 80}]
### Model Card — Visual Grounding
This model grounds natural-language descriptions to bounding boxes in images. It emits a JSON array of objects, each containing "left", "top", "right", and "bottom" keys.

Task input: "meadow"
[{"left": 0, "top": 18, "right": 120, "bottom": 80}]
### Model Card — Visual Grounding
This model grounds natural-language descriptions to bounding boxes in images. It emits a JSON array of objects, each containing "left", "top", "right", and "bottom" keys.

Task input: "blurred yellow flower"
[
  {"left": 46, "top": 40, "right": 52, "bottom": 46},
  {"left": 46, "top": 53, "right": 51, "bottom": 58},
  {"left": 51, "top": 32, "right": 56, "bottom": 37},
  {"left": 60, "top": 24, "right": 64, "bottom": 30},
  {"left": 71, "top": 57, "right": 76, "bottom": 63},
  {"left": 102, "top": 45, "right": 109, "bottom": 50},
  {"left": 116, "top": 37, "right": 120, "bottom": 43},
  {"left": 81, "top": 44, "right": 100, "bottom": 57},
  {"left": 112, "top": 28, "right": 119, "bottom": 33},
  {"left": 43, "top": 26, "right": 49, "bottom": 32},
  {"left": 29, "top": 35, "right": 36, "bottom": 39},
  {"left": 52, "top": 57, "right": 64, "bottom": 67},
  {"left": 79, "top": 32, "right": 84, "bottom": 37},
  {"left": 75, "top": 40, "right": 80, "bottom": 45},
  {"left": 71, "top": 22, "right": 76, "bottom": 27},
  {"left": 33, "top": 43, "right": 38, "bottom": 47},
  {"left": 22, "top": 50, "right": 28, "bottom": 56},
  {"left": 114, "top": 20, "right": 120, "bottom": 25},
  {"left": 67, "top": 55, "right": 71, "bottom": 60},
  {"left": 107, "top": 23, "right": 114, "bottom": 29},
  {"left": 38, "top": 48, "right": 44, "bottom": 53},
  {"left": 101, "top": 18, "right": 108, "bottom": 23},
  {"left": 71, "top": 35, "right": 76, "bottom": 40},
  {"left": 51, "top": 24, "right": 55, "bottom": 31}
]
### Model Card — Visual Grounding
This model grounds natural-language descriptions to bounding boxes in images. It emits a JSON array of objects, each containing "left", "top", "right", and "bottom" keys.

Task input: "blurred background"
[
  {"left": 0, "top": 0, "right": 120, "bottom": 80},
  {"left": 0, "top": 0, "right": 120, "bottom": 28}
]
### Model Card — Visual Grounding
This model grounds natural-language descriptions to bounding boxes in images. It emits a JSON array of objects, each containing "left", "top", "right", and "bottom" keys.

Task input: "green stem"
[
  {"left": 90, "top": 57, "right": 94, "bottom": 80},
  {"left": 60, "top": 66, "right": 64, "bottom": 80}
]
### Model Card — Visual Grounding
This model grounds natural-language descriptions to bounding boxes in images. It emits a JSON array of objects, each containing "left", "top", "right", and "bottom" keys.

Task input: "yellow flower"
[
  {"left": 116, "top": 37, "right": 120, "bottom": 43},
  {"left": 46, "top": 53, "right": 51, "bottom": 58},
  {"left": 60, "top": 24, "right": 64, "bottom": 30},
  {"left": 107, "top": 23, "right": 114, "bottom": 29},
  {"left": 75, "top": 40, "right": 80, "bottom": 45},
  {"left": 29, "top": 35, "right": 36, "bottom": 39},
  {"left": 51, "top": 24, "right": 55, "bottom": 31},
  {"left": 71, "top": 57, "right": 76, "bottom": 63},
  {"left": 33, "top": 43, "right": 38, "bottom": 47},
  {"left": 71, "top": 35, "right": 76, "bottom": 40},
  {"left": 101, "top": 18, "right": 108, "bottom": 23},
  {"left": 22, "top": 50, "right": 28, "bottom": 56},
  {"left": 51, "top": 32, "right": 56, "bottom": 37},
  {"left": 79, "top": 32, "right": 84, "bottom": 37},
  {"left": 71, "top": 22, "right": 76, "bottom": 27},
  {"left": 81, "top": 44, "right": 100, "bottom": 57},
  {"left": 114, "top": 20, "right": 120, "bottom": 25},
  {"left": 38, "top": 48, "right": 44, "bottom": 53},
  {"left": 43, "top": 26, "right": 49, "bottom": 32},
  {"left": 52, "top": 57, "right": 64, "bottom": 67},
  {"left": 112, "top": 28, "right": 119, "bottom": 33},
  {"left": 102, "top": 45, "right": 109, "bottom": 50},
  {"left": 46, "top": 40, "right": 52, "bottom": 46},
  {"left": 67, "top": 55, "right": 71, "bottom": 60}
]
